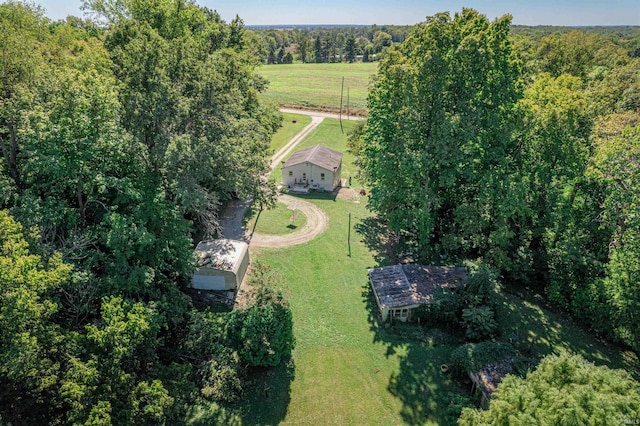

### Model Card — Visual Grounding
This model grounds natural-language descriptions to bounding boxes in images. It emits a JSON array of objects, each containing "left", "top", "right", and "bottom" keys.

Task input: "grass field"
[
  {"left": 270, "top": 113, "right": 311, "bottom": 155},
  {"left": 258, "top": 62, "right": 378, "bottom": 114},
  {"left": 188, "top": 118, "right": 635, "bottom": 425},
  {"left": 244, "top": 202, "right": 307, "bottom": 235}
]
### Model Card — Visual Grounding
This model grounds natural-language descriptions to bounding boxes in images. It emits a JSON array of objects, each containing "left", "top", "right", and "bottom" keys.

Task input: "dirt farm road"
[
  {"left": 279, "top": 107, "right": 365, "bottom": 121},
  {"left": 219, "top": 109, "right": 330, "bottom": 246},
  {"left": 248, "top": 194, "right": 329, "bottom": 247}
]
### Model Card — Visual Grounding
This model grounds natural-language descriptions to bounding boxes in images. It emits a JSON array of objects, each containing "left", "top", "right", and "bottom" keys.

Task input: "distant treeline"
[{"left": 249, "top": 24, "right": 640, "bottom": 64}]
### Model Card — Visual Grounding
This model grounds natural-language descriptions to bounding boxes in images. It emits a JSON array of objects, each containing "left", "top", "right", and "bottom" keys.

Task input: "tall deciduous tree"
[
  {"left": 86, "top": 0, "right": 280, "bottom": 237},
  {"left": 0, "top": 1, "right": 48, "bottom": 196},
  {"left": 459, "top": 352, "right": 640, "bottom": 425},
  {"left": 359, "top": 9, "right": 522, "bottom": 262}
]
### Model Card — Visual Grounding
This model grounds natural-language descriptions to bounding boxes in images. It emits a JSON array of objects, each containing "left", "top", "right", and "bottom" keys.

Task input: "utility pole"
[
  {"left": 339, "top": 76, "right": 344, "bottom": 133},
  {"left": 347, "top": 212, "right": 351, "bottom": 257},
  {"left": 347, "top": 87, "right": 350, "bottom": 120}
]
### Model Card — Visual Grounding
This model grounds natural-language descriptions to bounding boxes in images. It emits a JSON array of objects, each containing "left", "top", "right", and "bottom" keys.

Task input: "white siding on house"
[
  {"left": 281, "top": 144, "right": 342, "bottom": 192},
  {"left": 282, "top": 162, "right": 337, "bottom": 191}
]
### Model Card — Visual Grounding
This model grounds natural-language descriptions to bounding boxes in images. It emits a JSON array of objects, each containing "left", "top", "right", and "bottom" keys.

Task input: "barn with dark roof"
[
  {"left": 281, "top": 144, "right": 342, "bottom": 192},
  {"left": 368, "top": 264, "right": 468, "bottom": 321}
]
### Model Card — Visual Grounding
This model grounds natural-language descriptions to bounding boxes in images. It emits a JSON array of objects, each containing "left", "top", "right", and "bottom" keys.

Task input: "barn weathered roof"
[
  {"left": 195, "top": 239, "right": 248, "bottom": 271},
  {"left": 282, "top": 144, "right": 342, "bottom": 171},
  {"left": 470, "top": 357, "right": 514, "bottom": 406},
  {"left": 368, "top": 264, "right": 468, "bottom": 309}
]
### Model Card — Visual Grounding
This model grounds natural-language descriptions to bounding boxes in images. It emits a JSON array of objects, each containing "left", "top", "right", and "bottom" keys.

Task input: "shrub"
[
  {"left": 450, "top": 341, "right": 515, "bottom": 375},
  {"left": 461, "top": 305, "right": 498, "bottom": 340},
  {"left": 227, "top": 300, "right": 295, "bottom": 367},
  {"left": 414, "top": 290, "right": 463, "bottom": 326}
]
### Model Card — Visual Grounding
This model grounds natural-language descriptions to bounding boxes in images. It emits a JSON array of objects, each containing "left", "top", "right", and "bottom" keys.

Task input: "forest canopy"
[{"left": 0, "top": 0, "right": 289, "bottom": 423}]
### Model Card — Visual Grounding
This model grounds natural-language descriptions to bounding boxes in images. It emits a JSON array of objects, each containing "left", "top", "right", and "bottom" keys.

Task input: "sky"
[{"left": 18, "top": 0, "right": 640, "bottom": 26}]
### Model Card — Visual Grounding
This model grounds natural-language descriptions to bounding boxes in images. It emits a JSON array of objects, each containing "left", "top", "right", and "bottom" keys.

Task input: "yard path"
[
  {"left": 270, "top": 115, "right": 324, "bottom": 168},
  {"left": 220, "top": 113, "right": 327, "bottom": 245},
  {"left": 248, "top": 194, "right": 328, "bottom": 247}
]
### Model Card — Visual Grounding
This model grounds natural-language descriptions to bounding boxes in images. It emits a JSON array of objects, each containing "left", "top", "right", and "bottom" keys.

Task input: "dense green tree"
[
  {"left": 459, "top": 352, "right": 640, "bottom": 425},
  {"left": 88, "top": 0, "right": 280, "bottom": 237},
  {"left": 0, "top": 1, "right": 49, "bottom": 196},
  {"left": 508, "top": 72, "right": 592, "bottom": 282},
  {"left": 587, "top": 125, "right": 640, "bottom": 350},
  {"left": 295, "top": 31, "right": 311, "bottom": 63},
  {"left": 225, "top": 263, "right": 295, "bottom": 367},
  {"left": 277, "top": 46, "right": 285, "bottom": 63},
  {"left": 345, "top": 33, "right": 357, "bottom": 63},
  {"left": 372, "top": 30, "right": 392, "bottom": 53},
  {"left": 0, "top": 211, "right": 71, "bottom": 420},
  {"left": 359, "top": 9, "right": 521, "bottom": 262},
  {"left": 0, "top": 1, "right": 286, "bottom": 423},
  {"left": 314, "top": 35, "right": 323, "bottom": 63}
]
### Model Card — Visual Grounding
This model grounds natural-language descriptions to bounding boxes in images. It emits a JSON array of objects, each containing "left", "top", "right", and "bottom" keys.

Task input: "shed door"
[{"left": 192, "top": 274, "right": 226, "bottom": 290}]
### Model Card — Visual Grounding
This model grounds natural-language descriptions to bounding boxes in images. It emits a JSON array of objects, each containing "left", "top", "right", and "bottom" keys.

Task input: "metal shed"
[{"left": 192, "top": 239, "right": 249, "bottom": 290}]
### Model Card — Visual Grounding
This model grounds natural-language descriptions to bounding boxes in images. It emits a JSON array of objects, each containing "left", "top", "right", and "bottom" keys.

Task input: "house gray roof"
[
  {"left": 282, "top": 144, "right": 342, "bottom": 171},
  {"left": 195, "top": 239, "right": 248, "bottom": 272},
  {"left": 368, "top": 264, "right": 468, "bottom": 309}
]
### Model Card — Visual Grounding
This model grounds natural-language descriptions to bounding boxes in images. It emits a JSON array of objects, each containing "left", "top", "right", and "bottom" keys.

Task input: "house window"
[
  {"left": 321, "top": 173, "right": 325, "bottom": 180},
  {"left": 302, "top": 173, "right": 306, "bottom": 180},
  {"left": 288, "top": 171, "right": 293, "bottom": 176}
]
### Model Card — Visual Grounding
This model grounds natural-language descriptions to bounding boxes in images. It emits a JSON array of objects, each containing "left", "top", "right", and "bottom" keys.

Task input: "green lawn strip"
[
  {"left": 258, "top": 62, "right": 378, "bottom": 111},
  {"left": 244, "top": 202, "right": 307, "bottom": 235},
  {"left": 270, "top": 112, "right": 311, "bottom": 154}
]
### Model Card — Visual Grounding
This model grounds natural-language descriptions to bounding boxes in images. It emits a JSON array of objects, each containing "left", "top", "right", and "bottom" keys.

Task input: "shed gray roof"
[
  {"left": 368, "top": 264, "right": 468, "bottom": 309},
  {"left": 195, "top": 239, "right": 248, "bottom": 272},
  {"left": 282, "top": 144, "right": 342, "bottom": 171}
]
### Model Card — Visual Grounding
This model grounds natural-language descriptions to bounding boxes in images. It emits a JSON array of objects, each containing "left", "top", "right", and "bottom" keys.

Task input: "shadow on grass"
[
  {"left": 287, "top": 191, "right": 337, "bottom": 202},
  {"left": 188, "top": 359, "right": 295, "bottom": 426},
  {"left": 361, "top": 283, "right": 467, "bottom": 426},
  {"left": 355, "top": 216, "right": 397, "bottom": 266},
  {"left": 496, "top": 291, "right": 640, "bottom": 378},
  {"left": 357, "top": 222, "right": 640, "bottom": 424}
]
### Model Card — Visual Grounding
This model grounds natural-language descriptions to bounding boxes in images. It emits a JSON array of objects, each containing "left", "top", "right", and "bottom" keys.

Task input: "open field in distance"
[{"left": 259, "top": 62, "right": 378, "bottom": 115}]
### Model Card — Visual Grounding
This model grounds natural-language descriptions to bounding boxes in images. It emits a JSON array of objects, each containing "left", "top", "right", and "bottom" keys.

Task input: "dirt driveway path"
[
  {"left": 248, "top": 194, "right": 328, "bottom": 247},
  {"left": 220, "top": 111, "right": 327, "bottom": 246}
]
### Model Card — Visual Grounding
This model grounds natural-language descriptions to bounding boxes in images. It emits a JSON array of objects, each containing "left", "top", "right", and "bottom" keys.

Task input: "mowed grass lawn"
[
  {"left": 244, "top": 202, "right": 307, "bottom": 235},
  {"left": 270, "top": 112, "right": 311, "bottom": 155},
  {"left": 259, "top": 62, "right": 378, "bottom": 113},
  {"left": 188, "top": 119, "right": 635, "bottom": 425}
]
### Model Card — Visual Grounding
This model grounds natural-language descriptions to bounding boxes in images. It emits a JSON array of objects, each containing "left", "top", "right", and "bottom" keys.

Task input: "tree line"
[
  {"left": 249, "top": 25, "right": 410, "bottom": 64},
  {"left": 0, "top": 0, "right": 293, "bottom": 424},
  {"left": 249, "top": 23, "right": 640, "bottom": 65}
]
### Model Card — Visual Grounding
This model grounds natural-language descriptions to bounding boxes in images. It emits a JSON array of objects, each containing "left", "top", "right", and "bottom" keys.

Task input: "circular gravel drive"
[{"left": 249, "top": 194, "right": 328, "bottom": 247}]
